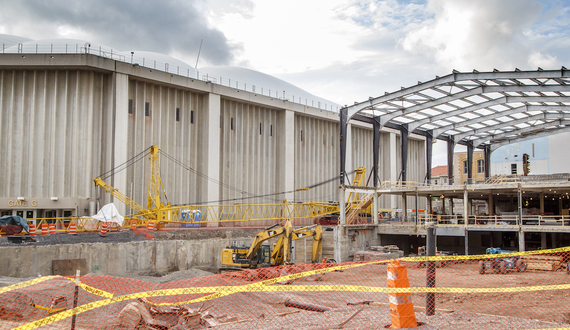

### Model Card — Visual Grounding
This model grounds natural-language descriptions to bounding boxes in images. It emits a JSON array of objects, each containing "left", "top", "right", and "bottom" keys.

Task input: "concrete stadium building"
[{"left": 0, "top": 34, "right": 428, "bottom": 221}]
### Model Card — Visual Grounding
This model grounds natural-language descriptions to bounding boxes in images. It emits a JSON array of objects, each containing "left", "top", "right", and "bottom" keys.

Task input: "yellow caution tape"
[
  {"left": 402, "top": 246, "right": 570, "bottom": 262},
  {"left": 14, "top": 246, "right": 570, "bottom": 329},
  {"left": 77, "top": 282, "right": 114, "bottom": 299},
  {"left": 0, "top": 276, "right": 59, "bottom": 295}
]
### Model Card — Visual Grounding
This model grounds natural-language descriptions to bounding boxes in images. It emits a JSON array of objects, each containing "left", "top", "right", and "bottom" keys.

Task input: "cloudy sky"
[{"left": 1, "top": 0, "right": 569, "bottom": 165}]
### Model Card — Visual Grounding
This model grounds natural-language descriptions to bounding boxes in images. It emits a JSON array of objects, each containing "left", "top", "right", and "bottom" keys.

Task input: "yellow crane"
[
  {"left": 93, "top": 145, "right": 173, "bottom": 228},
  {"left": 93, "top": 145, "right": 343, "bottom": 228}
]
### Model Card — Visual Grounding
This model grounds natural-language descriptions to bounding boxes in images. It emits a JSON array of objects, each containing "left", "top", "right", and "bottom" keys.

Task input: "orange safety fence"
[{"left": 1, "top": 247, "right": 570, "bottom": 329}]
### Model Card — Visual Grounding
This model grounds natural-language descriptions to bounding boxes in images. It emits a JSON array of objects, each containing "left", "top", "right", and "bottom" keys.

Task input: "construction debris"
[
  {"left": 337, "top": 307, "right": 364, "bottom": 328},
  {"left": 117, "top": 298, "right": 235, "bottom": 329},
  {"left": 521, "top": 255, "right": 564, "bottom": 271},
  {"left": 284, "top": 299, "right": 330, "bottom": 313},
  {"left": 353, "top": 245, "right": 404, "bottom": 261}
]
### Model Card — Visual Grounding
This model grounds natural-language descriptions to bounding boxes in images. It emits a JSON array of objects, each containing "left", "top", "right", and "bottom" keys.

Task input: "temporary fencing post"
[
  {"left": 99, "top": 223, "right": 108, "bottom": 237},
  {"left": 48, "top": 223, "right": 56, "bottom": 234},
  {"left": 28, "top": 223, "right": 36, "bottom": 236},
  {"left": 426, "top": 221, "right": 436, "bottom": 316},
  {"left": 71, "top": 269, "right": 80, "bottom": 330},
  {"left": 68, "top": 222, "right": 77, "bottom": 235},
  {"left": 387, "top": 259, "right": 417, "bottom": 329},
  {"left": 41, "top": 223, "right": 48, "bottom": 235}
]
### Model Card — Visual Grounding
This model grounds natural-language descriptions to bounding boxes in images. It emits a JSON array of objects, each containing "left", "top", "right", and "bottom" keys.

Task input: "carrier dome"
[{"left": 1, "top": 34, "right": 339, "bottom": 110}]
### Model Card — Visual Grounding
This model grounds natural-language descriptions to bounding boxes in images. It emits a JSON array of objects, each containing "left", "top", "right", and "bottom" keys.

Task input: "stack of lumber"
[{"left": 521, "top": 255, "right": 564, "bottom": 271}]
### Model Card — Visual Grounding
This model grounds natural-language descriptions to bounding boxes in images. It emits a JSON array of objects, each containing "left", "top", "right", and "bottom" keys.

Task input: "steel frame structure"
[{"left": 340, "top": 68, "right": 570, "bottom": 186}]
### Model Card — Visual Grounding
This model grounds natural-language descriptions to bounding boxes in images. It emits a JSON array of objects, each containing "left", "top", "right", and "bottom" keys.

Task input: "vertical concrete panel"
[
  {"left": 0, "top": 71, "right": 6, "bottom": 196},
  {"left": 205, "top": 93, "right": 221, "bottom": 213},
  {"left": 281, "top": 110, "right": 295, "bottom": 202},
  {"left": 113, "top": 73, "right": 129, "bottom": 215}
]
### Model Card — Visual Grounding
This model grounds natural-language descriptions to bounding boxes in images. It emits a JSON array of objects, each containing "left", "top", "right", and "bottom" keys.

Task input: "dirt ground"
[{"left": 0, "top": 260, "right": 568, "bottom": 329}]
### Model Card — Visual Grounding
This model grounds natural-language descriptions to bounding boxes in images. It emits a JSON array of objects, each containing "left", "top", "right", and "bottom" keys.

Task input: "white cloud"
[
  {"left": 528, "top": 51, "right": 558, "bottom": 68},
  {"left": 400, "top": 0, "right": 545, "bottom": 71}
]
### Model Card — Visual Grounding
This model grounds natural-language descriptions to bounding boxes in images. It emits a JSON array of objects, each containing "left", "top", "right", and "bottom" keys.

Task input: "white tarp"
[{"left": 92, "top": 203, "right": 124, "bottom": 226}]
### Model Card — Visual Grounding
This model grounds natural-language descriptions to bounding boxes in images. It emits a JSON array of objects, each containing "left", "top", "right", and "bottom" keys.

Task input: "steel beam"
[
  {"left": 447, "top": 136, "right": 455, "bottom": 185},
  {"left": 400, "top": 124, "right": 409, "bottom": 182}
]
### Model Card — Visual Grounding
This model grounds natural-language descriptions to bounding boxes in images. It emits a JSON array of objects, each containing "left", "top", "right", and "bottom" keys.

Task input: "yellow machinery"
[
  {"left": 220, "top": 220, "right": 323, "bottom": 270},
  {"left": 271, "top": 223, "right": 323, "bottom": 265},
  {"left": 93, "top": 145, "right": 345, "bottom": 229},
  {"left": 93, "top": 145, "right": 173, "bottom": 228},
  {"left": 221, "top": 220, "right": 292, "bottom": 269}
]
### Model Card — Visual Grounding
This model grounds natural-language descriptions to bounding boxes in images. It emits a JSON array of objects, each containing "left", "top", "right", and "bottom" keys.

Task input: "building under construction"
[{"left": 2, "top": 36, "right": 570, "bottom": 330}]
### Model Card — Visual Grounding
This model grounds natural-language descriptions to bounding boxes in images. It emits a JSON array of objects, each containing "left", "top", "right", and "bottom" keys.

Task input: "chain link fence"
[{"left": 2, "top": 247, "right": 570, "bottom": 329}]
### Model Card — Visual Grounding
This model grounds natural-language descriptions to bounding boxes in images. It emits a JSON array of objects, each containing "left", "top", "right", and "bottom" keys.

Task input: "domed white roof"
[
  {"left": 1, "top": 34, "right": 339, "bottom": 111},
  {"left": 199, "top": 66, "right": 340, "bottom": 110},
  {"left": 117, "top": 50, "right": 197, "bottom": 77},
  {"left": 0, "top": 34, "right": 32, "bottom": 49}
]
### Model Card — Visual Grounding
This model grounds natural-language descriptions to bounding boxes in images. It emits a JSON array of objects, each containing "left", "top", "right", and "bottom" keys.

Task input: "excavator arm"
[
  {"left": 271, "top": 224, "right": 323, "bottom": 265},
  {"left": 246, "top": 220, "right": 293, "bottom": 266}
]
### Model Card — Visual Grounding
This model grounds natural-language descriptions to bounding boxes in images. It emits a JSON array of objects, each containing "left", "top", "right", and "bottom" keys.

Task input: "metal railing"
[
  {"left": 416, "top": 214, "right": 570, "bottom": 227},
  {"left": 2, "top": 42, "right": 340, "bottom": 112}
]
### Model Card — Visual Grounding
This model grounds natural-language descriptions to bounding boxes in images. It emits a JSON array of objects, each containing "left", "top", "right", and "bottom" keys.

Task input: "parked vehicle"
[{"left": 479, "top": 247, "right": 527, "bottom": 274}]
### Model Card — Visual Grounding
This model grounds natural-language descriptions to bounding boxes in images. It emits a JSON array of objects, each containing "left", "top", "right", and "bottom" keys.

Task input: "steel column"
[
  {"left": 483, "top": 145, "right": 491, "bottom": 180},
  {"left": 340, "top": 108, "right": 348, "bottom": 185},
  {"left": 373, "top": 117, "right": 380, "bottom": 186},
  {"left": 466, "top": 141, "right": 474, "bottom": 184},
  {"left": 399, "top": 124, "right": 409, "bottom": 182},
  {"left": 447, "top": 136, "right": 455, "bottom": 185},
  {"left": 425, "top": 130, "right": 433, "bottom": 183}
]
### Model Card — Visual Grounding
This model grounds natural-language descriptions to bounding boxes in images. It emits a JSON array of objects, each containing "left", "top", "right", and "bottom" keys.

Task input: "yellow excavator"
[{"left": 220, "top": 220, "right": 323, "bottom": 270}]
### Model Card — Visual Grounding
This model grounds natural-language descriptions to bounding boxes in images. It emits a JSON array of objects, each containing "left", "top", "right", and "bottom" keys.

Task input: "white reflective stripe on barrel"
[
  {"left": 389, "top": 295, "right": 412, "bottom": 305},
  {"left": 387, "top": 271, "right": 398, "bottom": 280}
]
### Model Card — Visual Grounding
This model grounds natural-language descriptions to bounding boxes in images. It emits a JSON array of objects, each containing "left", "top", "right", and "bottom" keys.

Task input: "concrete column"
[
  {"left": 517, "top": 184, "right": 523, "bottom": 226},
  {"left": 339, "top": 187, "right": 346, "bottom": 225},
  {"left": 402, "top": 194, "right": 407, "bottom": 222},
  {"left": 552, "top": 233, "right": 558, "bottom": 248},
  {"left": 540, "top": 192, "right": 545, "bottom": 213},
  {"left": 518, "top": 231, "right": 525, "bottom": 252},
  {"left": 427, "top": 194, "right": 432, "bottom": 219},
  {"left": 389, "top": 133, "right": 398, "bottom": 209},
  {"left": 334, "top": 225, "right": 348, "bottom": 262},
  {"left": 488, "top": 193, "right": 494, "bottom": 216},
  {"left": 463, "top": 188, "right": 468, "bottom": 225},
  {"left": 205, "top": 93, "right": 221, "bottom": 227},
  {"left": 465, "top": 229, "right": 469, "bottom": 255},
  {"left": 282, "top": 110, "right": 295, "bottom": 202},
  {"left": 541, "top": 232, "right": 547, "bottom": 250},
  {"left": 373, "top": 192, "right": 379, "bottom": 225},
  {"left": 112, "top": 73, "right": 129, "bottom": 216}
]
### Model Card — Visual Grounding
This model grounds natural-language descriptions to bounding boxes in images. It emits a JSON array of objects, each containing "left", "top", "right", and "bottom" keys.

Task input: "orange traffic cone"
[
  {"left": 68, "top": 222, "right": 77, "bottom": 235},
  {"left": 41, "top": 223, "right": 48, "bottom": 235},
  {"left": 147, "top": 221, "right": 154, "bottom": 232},
  {"left": 28, "top": 223, "right": 36, "bottom": 236},
  {"left": 131, "top": 219, "right": 137, "bottom": 231},
  {"left": 386, "top": 259, "right": 417, "bottom": 329},
  {"left": 49, "top": 223, "right": 56, "bottom": 234},
  {"left": 98, "top": 223, "right": 108, "bottom": 237}
]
